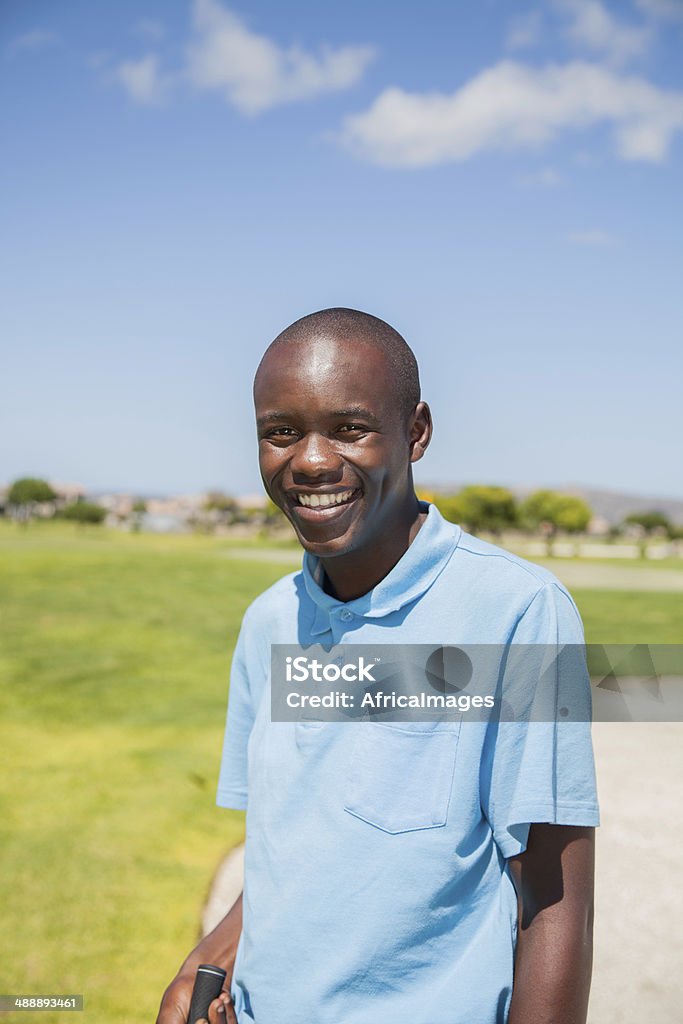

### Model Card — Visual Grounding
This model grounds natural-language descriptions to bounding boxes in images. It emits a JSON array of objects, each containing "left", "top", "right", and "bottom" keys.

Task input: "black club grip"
[{"left": 187, "top": 964, "right": 228, "bottom": 1024}]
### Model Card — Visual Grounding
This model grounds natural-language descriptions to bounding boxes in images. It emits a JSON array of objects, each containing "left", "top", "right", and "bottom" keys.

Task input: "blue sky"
[{"left": 2, "top": 0, "right": 682, "bottom": 498}]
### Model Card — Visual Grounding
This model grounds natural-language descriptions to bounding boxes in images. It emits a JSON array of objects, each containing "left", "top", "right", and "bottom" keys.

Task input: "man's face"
[{"left": 254, "top": 335, "right": 421, "bottom": 559}]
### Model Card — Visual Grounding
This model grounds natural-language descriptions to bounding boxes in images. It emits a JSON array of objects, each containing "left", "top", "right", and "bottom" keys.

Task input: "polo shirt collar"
[{"left": 302, "top": 503, "right": 461, "bottom": 635}]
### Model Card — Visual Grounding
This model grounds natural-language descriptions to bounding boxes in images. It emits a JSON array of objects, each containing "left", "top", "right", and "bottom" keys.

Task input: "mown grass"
[
  {"left": 1, "top": 522, "right": 681, "bottom": 1022},
  {"left": 0, "top": 524, "right": 287, "bottom": 1023},
  {"left": 575, "top": 589, "right": 683, "bottom": 645}
]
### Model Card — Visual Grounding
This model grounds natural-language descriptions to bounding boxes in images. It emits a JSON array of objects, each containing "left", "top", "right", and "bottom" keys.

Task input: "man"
[{"left": 157, "top": 308, "right": 599, "bottom": 1024}]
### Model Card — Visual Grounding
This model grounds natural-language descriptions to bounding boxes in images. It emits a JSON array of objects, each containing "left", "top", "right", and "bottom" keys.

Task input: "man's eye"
[
  {"left": 337, "top": 424, "right": 367, "bottom": 435},
  {"left": 264, "top": 426, "right": 298, "bottom": 440}
]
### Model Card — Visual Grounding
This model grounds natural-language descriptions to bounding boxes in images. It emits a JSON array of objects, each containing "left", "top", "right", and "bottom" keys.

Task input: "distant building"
[
  {"left": 586, "top": 515, "right": 610, "bottom": 536},
  {"left": 235, "top": 493, "right": 268, "bottom": 510},
  {"left": 51, "top": 482, "right": 87, "bottom": 503}
]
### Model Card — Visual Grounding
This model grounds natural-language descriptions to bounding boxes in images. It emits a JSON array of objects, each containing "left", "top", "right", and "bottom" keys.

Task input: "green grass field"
[{"left": 1, "top": 522, "right": 681, "bottom": 1023}]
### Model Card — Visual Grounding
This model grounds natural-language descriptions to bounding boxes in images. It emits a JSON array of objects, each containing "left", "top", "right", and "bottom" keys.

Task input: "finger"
[
  {"left": 206, "top": 991, "right": 232, "bottom": 1024},
  {"left": 222, "top": 993, "right": 238, "bottom": 1024},
  {"left": 226, "top": 1002, "right": 238, "bottom": 1024}
]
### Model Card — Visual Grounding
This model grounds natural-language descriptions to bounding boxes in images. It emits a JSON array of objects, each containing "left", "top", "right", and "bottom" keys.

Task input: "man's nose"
[{"left": 290, "top": 432, "right": 343, "bottom": 480}]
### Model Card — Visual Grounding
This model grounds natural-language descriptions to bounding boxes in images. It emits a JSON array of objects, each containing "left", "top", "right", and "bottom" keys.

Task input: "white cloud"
[
  {"left": 186, "top": 0, "right": 375, "bottom": 114},
  {"left": 505, "top": 11, "right": 544, "bottom": 50},
  {"left": 522, "top": 165, "right": 565, "bottom": 185},
  {"left": 8, "top": 29, "right": 59, "bottom": 53},
  {"left": 560, "top": 0, "right": 651, "bottom": 64},
  {"left": 134, "top": 19, "right": 166, "bottom": 41},
  {"left": 340, "top": 60, "right": 683, "bottom": 167},
  {"left": 634, "top": 0, "right": 683, "bottom": 20},
  {"left": 87, "top": 51, "right": 110, "bottom": 71},
  {"left": 114, "top": 54, "right": 169, "bottom": 105},
  {"left": 573, "top": 148, "right": 599, "bottom": 165},
  {"left": 568, "top": 228, "right": 616, "bottom": 244}
]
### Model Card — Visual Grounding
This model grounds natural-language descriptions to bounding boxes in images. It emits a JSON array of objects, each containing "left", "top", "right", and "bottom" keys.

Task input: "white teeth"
[{"left": 297, "top": 490, "right": 355, "bottom": 508}]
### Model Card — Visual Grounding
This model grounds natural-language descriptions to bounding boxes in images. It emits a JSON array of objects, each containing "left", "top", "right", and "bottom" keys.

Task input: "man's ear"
[{"left": 409, "top": 402, "right": 433, "bottom": 464}]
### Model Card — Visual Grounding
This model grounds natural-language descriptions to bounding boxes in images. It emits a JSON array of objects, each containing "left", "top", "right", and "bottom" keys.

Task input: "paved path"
[
  {"left": 589, "top": 723, "right": 683, "bottom": 1022},
  {"left": 203, "top": 723, "right": 683, "bottom": 1022},
  {"left": 219, "top": 547, "right": 300, "bottom": 565},
  {"left": 220, "top": 547, "right": 683, "bottom": 591},
  {"left": 534, "top": 561, "right": 683, "bottom": 592}
]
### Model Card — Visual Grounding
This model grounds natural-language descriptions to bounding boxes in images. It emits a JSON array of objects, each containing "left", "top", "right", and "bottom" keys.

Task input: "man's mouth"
[
  {"left": 288, "top": 488, "right": 362, "bottom": 519},
  {"left": 295, "top": 489, "right": 359, "bottom": 508}
]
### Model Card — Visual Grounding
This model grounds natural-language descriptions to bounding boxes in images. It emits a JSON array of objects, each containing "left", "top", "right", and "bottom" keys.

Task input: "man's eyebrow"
[
  {"left": 330, "top": 406, "right": 380, "bottom": 424},
  {"left": 257, "top": 407, "right": 380, "bottom": 428},
  {"left": 256, "top": 411, "right": 293, "bottom": 427}
]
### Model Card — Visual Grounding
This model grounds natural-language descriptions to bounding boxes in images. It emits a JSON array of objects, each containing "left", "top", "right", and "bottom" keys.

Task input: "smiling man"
[
  {"left": 156, "top": 308, "right": 599, "bottom": 1024},
  {"left": 254, "top": 312, "right": 431, "bottom": 601}
]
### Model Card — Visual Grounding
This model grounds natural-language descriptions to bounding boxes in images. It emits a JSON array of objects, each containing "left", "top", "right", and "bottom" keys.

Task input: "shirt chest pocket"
[{"left": 343, "top": 721, "right": 461, "bottom": 834}]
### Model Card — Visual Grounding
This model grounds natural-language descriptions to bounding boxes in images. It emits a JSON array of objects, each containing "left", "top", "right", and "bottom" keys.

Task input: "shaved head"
[
  {"left": 256, "top": 307, "right": 421, "bottom": 418},
  {"left": 253, "top": 306, "right": 433, "bottom": 578}
]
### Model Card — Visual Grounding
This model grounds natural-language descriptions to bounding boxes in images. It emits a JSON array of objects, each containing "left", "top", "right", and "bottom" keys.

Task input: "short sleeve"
[
  {"left": 216, "top": 619, "right": 256, "bottom": 810},
  {"left": 480, "top": 583, "right": 600, "bottom": 858}
]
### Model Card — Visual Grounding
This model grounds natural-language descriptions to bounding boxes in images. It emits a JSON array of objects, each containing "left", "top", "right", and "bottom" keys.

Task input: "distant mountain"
[
  {"left": 422, "top": 483, "right": 683, "bottom": 526},
  {"left": 556, "top": 486, "right": 683, "bottom": 526}
]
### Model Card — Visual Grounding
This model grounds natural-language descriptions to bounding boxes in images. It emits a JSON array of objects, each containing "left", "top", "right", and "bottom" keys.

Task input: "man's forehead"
[
  {"left": 255, "top": 334, "right": 391, "bottom": 392},
  {"left": 253, "top": 337, "right": 402, "bottom": 421}
]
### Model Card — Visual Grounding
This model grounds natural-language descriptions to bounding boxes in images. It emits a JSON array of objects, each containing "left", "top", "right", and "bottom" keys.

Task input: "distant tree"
[
  {"left": 203, "top": 492, "right": 236, "bottom": 513},
  {"left": 623, "top": 511, "right": 671, "bottom": 534},
  {"left": 263, "top": 498, "right": 288, "bottom": 528},
  {"left": 433, "top": 487, "right": 517, "bottom": 535},
  {"left": 520, "top": 490, "right": 556, "bottom": 535},
  {"left": 6, "top": 477, "right": 57, "bottom": 523},
  {"left": 433, "top": 494, "right": 465, "bottom": 526},
  {"left": 552, "top": 495, "right": 592, "bottom": 535},
  {"left": 202, "top": 492, "right": 237, "bottom": 530},
  {"left": 131, "top": 499, "right": 147, "bottom": 532},
  {"left": 61, "top": 501, "right": 106, "bottom": 525},
  {"left": 521, "top": 490, "right": 592, "bottom": 554},
  {"left": 623, "top": 510, "right": 672, "bottom": 556},
  {"left": 8, "top": 477, "right": 57, "bottom": 505},
  {"left": 240, "top": 498, "right": 290, "bottom": 539},
  {"left": 455, "top": 485, "right": 517, "bottom": 536}
]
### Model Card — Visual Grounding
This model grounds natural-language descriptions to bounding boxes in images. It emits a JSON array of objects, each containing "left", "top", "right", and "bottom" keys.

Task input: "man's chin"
[
  {"left": 294, "top": 527, "right": 356, "bottom": 559},
  {"left": 285, "top": 499, "right": 364, "bottom": 557},
  {"left": 287, "top": 515, "right": 362, "bottom": 559}
]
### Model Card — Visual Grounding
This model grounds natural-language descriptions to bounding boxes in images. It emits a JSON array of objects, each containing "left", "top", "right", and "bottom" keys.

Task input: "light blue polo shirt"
[{"left": 217, "top": 503, "right": 599, "bottom": 1024}]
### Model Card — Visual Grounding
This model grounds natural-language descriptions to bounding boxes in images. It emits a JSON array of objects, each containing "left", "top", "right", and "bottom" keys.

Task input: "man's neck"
[{"left": 320, "top": 497, "right": 427, "bottom": 603}]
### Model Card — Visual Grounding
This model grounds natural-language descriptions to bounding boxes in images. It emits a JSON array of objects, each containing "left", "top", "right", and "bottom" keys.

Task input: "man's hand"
[
  {"left": 195, "top": 988, "right": 237, "bottom": 1024},
  {"left": 156, "top": 972, "right": 237, "bottom": 1024},
  {"left": 155, "top": 971, "right": 193, "bottom": 1024},
  {"left": 154, "top": 893, "right": 243, "bottom": 1024}
]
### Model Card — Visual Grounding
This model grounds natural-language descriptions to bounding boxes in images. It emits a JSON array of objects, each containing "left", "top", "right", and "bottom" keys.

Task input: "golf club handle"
[{"left": 187, "top": 964, "right": 227, "bottom": 1024}]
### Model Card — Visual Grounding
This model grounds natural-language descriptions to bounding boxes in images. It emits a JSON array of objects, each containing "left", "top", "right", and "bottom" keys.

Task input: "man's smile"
[
  {"left": 287, "top": 487, "right": 363, "bottom": 522},
  {"left": 253, "top": 319, "right": 432, "bottom": 577}
]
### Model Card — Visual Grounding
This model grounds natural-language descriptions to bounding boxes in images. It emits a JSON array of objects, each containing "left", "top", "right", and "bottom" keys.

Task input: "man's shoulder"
[
  {"left": 453, "top": 529, "right": 569, "bottom": 598},
  {"left": 447, "top": 531, "right": 584, "bottom": 638}
]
